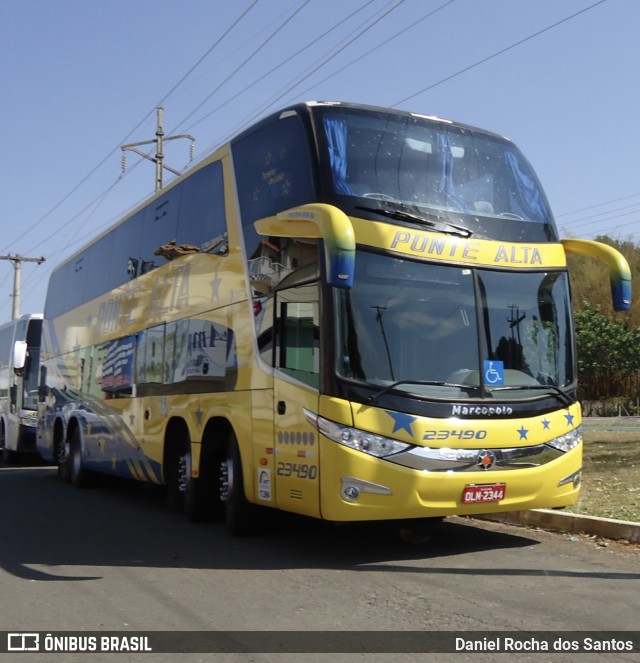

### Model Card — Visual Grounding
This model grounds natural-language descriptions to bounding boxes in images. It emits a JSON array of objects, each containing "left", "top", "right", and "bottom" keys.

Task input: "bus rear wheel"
[
  {"left": 69, "top": 427, "right": 91, "bottom": 488},
  {"left": 166, "top": 425, "right": 215, "bottom": 522},
  {"left": 56, "top": 437, "right": 71, "bottom": 482},
  {"left": 219, "top": 434, "right": 257, "bottom": 536},
  {"left": 166, "top": 430, "right": 191, "bottom": 515}
]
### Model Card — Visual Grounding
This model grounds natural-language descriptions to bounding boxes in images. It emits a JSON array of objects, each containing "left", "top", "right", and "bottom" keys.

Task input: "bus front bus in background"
[
  {"left": 0, "top": 313, "right": 43, "bottom": 462},
  {"left": 36, "top": 102, "right": 631, "bottom": 535}
]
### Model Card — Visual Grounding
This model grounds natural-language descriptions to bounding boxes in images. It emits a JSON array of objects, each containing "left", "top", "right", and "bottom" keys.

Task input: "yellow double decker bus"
[{"left": 37, "top": 102, "right": 631, "bottom": 535}]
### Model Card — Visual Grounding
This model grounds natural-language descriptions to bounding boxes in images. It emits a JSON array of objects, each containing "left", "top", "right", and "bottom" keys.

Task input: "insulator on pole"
[{"left": 121, "top": 153, "right": 127, "bottom": 173}]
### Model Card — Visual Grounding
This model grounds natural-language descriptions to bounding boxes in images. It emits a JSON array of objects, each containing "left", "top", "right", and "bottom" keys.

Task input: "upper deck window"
[
  {"left": 315, "top": 107, "right": 558, "bottom": 242},
  {"left": 232, "top": 111, "right": 316, "bottom": 229},
  {"left": 45, "top": 160, "right": 226, "bottom": 319}
]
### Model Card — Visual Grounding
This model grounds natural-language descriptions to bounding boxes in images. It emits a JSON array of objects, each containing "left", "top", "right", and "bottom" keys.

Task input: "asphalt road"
[{"left": 0, "top": 461, "right": 638, "bottom": 662}]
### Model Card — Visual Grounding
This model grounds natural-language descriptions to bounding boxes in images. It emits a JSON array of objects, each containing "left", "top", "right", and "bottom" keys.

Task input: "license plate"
[{"left": 462, "top": 483, "right": 506, "bottom": 504}]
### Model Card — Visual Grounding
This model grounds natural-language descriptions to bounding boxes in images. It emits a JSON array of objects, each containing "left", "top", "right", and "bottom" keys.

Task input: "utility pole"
[
  {"left": 0, "top": 254, "right": 45, "bottom": 320},
  {"left": 121, "top": 107, "right": 195, "bottom": 192}
]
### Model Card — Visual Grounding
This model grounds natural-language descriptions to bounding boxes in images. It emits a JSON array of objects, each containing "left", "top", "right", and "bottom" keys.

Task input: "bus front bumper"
[{"left": 319, "top": 439, "right": 582, "bottom": 522}]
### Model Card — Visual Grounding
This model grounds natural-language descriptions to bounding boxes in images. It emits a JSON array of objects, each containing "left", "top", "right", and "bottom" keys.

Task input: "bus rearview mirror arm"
[
  {"left": 562, "top": 239, "right": 631, "bottom": 312},
  {"left": 254, "top": 203, "right": 355, "bottom": 289}
]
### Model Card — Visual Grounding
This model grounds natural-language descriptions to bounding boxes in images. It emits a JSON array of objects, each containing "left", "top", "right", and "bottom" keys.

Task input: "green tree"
[{"left": 574, "top": 301, "right": 640, "bottom": 401}]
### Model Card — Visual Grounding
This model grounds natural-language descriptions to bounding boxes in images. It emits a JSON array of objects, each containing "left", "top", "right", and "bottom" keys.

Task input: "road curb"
[{"left": 473, "top": 509, "right": 640, "bottom": 543}]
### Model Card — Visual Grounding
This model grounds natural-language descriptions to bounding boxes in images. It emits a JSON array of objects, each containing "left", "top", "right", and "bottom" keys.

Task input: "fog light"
[{"left": 342, "top": 485, "right": 360, "bottom": 501}]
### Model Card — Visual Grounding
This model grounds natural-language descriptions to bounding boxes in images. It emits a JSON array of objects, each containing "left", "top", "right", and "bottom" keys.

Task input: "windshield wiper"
[
  {"left": 356, "top": 205, "right": 472, "bottom": 238},
  {"left": 368, "top": 379, "right": 474, "bottom": 405},
  {"left": 489, "top": 384, "right": 574, "bottom": 406}
]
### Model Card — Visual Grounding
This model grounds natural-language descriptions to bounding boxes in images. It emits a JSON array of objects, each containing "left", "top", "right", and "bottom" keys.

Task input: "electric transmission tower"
[{"left": 121, "top": 107, "right": 195, "bottom": 192}]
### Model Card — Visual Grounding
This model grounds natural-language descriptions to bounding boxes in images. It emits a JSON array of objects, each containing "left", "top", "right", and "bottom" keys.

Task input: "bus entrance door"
[{"left": 272, "top": 282, "right": 321, "bottom": 517}]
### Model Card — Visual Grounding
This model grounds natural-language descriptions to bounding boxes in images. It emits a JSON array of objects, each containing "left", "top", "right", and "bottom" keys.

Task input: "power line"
[
  {"left": 173, "top": 0, "right": 311, "bottom": 132},
  {"left": 179, "top": 0, "right": 381, "bottom": 136},
  {"left": 391, "top": 0, "right": 609, "bottom": 107},
  {"left": 154, "top": 0, "right": 260, "bottom": 113},
  {"left": 205, "top": 0, "right": 409, "bottom": 152},
  {"left": 559, "top": 202, "right": 640, "bottom": 228},
  {"left": 275, "top": 0, "right": 456, "bottom": 110},
  {"left": 254, "top": 0, "right": 409, "bottom": 117},
  {"left": 556, "top": 191, "right": 640, "bottom": 218}
]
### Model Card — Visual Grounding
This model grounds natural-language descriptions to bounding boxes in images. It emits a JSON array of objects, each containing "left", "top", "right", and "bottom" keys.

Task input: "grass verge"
[{"left": 565, "top": 425, "right": 640, "bottom": 522}]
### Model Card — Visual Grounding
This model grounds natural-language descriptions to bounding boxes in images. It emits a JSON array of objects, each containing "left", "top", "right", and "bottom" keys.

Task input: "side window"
[
  {"left": 139, "top": 188, "right": 181, "bottom": 275},
  {"left": 82, "top": 231, "right": 117, "bottom": 304},
  {"left": 233, "top": 112, "right": 316, "bottom": 262},
  {"left": 275, "top": 282, "right": 320, "bottom": 388},
  {"left": 111, "top": 210, "right": 144, "bottom": 284},
  {"left": 44, "top": 264, "right": 70, "bottom": 319},
  {"left": 99, "top": 336, "right": 135, "bottom": 398},
  {"left": 136, "top": 325, "right": 165, "bottom": 384},
  {"left": 176, "top": 161, "right": 227, "bottom": 252},
  {"left": 43, "top": 161, "right": 227, "bottom": 319}
]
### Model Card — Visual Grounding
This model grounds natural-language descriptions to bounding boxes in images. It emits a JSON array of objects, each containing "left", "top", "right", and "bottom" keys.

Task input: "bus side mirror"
[
  {"left": 13, "top": 340, "right": 27, "bottom": 376},
  {"left": 562, "top": 239, "right": 632, "bottom": 312},
  {"left": 255, "top": 203, "right": 355, "bottom": 289}
]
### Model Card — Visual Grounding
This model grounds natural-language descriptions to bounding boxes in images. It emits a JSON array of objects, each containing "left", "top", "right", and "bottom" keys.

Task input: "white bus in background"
[{"left": 0, "top": 314, "right": 43, "bottom": 461}]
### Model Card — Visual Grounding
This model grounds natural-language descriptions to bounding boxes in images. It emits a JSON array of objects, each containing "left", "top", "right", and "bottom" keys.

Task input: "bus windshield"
[
  {"left": 335, "top": 251, "right": 575, "bottom": 401},
  {"left": 316, "top": 106, "right": 558, "bottom": 242}
]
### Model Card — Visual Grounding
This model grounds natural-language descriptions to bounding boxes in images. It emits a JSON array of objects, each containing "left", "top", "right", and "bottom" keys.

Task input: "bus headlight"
[
  {"left": 547, "top": 425, "right": 583, "bottom": 453},
  {"left": 304, "top": 410, "right": 412, "bottom": 458}
]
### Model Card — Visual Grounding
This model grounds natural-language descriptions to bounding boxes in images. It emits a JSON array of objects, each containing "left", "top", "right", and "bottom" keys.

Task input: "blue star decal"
[
  {"left": 386, "top": 411, "right": 417, "bottom": 436},
  {"left": 565, "top": 412, "right": 574, "bottom": 426},
  {"left": 517, "top": 426, "right": 529, "bottom": 440},
  {"left": 542, "top": 419, "right": 551, "bottom": 430}
]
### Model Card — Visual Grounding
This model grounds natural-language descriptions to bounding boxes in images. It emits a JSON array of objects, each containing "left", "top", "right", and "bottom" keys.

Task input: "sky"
[{"left": 1, "top": 0, "right": 639, "bottom": 322}]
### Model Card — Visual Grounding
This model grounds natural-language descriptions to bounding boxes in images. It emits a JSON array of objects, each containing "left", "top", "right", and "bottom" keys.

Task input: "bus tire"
[
  {"left": 186, "top": 441, "right": 223, "bottom": 523},
  {"left": 69, "top": 427, "right": 91, "bottom": 488},
  {"left": 56, "top": 436, "right": 71, "bottom": 482},
  {"left": 166, "top": 431, "right": 190, "bottom": 515},
  {"left": 221, "top": 433, "right": 257, "bottom": 536},
  {"left": 184, "top": 454, "right": 220, "bottom": 523},
  {"left": 165, "top": 424, "right": 213, "bottom": 522}
]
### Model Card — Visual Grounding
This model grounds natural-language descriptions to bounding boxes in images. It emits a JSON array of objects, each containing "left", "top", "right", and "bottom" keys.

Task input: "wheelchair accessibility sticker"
[{"left": 484, "top": 360, "right": 505, "bottom": 385}]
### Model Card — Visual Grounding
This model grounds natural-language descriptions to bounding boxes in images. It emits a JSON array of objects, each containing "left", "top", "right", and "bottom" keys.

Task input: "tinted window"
[
  {"left": 44, "top": 264, "right": 70, "bottom": 319},
  {"left": 45, "top": 161, "right": 227, "bottom": 318},
  {"left": 111, "top": 210, "right": 144, "bottom": 284},
  {"left": 176, "top": 161, "right": 226, "bottom": 251},
  {"left": 233, "top": 112, "right": 316, "bottom": 259},
  {"left": 139, "top": 187, "right": 181, "bottom": 275}
]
